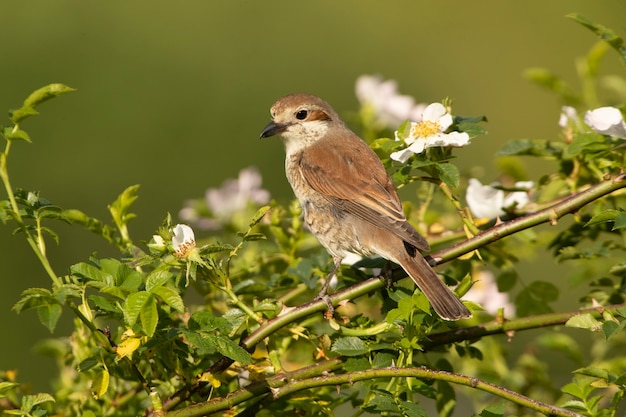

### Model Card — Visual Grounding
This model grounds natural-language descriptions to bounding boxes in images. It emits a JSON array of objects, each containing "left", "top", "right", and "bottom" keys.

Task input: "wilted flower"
[
  {"left": 390, "top": 103, "right": 471, "bottom": 163},
  {"left": 584, "top": 106, "right": 626, "bottom": 139},
  {"left": 179, "top": 167, "right": 271, "bottom": 230},
  {"left": 355, "top": 75, "right": 427, "bottom": 128},
  {"left": 464, "top": 270, "right": 515, "bottom": 316},
  {"left": 172, "top": 224, "right": 196, "bottom": 259},
  {"left": 466, "top": 178, "right": 533, "bottom": 219}
]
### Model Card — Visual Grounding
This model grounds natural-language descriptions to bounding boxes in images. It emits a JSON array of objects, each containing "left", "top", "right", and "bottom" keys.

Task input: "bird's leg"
[
  {"left": 381, "top": 260, "right": 395, "bottom": 289},
  {"left": 315, "top": 257, "right": 342, "bottom": 317}
]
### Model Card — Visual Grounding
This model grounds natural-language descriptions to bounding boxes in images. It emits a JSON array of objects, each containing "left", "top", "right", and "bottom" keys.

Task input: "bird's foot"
[{"left": 315, "top": 285, "right": 335, "bottom": 319}]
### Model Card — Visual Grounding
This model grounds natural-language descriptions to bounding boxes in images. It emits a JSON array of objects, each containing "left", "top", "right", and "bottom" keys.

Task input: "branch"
[
  {"left": 431, "top": 172, "right": 626, "bottom": 264},
  {"left": 424, "top": 302, "right": 626, "bottom": 349},
  {"left": 166, "top": 365, "right": 584, "bottom": 417}
]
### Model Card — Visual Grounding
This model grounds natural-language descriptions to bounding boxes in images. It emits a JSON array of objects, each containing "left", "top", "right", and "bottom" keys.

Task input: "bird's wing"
[{"left": 298, "top": 133, "right": 430, "bottom": 251}]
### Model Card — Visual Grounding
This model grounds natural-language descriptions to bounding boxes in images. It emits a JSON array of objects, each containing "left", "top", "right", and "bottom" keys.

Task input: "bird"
[{"left": 260, "top": 93, "right": 471, "bottom": 321}]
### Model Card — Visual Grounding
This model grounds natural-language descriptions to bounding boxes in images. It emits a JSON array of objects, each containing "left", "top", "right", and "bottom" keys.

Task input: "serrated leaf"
[
  {"left": 124, "top": 291, "right": 150, "bottom": 327},
  {"left": 207, "top": 334, "right": 252, "bottom": 364},
  {"left": 399, "top": 401, "right": 428, "bottom": 417},
  {"left": 140, "top": 295, "right": 158, "bottom": 337},
  {"left": 150, "top": 286, "right": 184, "bottom": 313},
  {"left": 331, "top": 336, "right": 367, "bottom": 356},
  {"left": 145, "top": 269, "right": 173, "bottom": 291},
  {"left": 37, "top": 303, "right": 62, "bottom": 333},
  {"left": 436, "top": 162, "right": 460, "bottom": 188}
]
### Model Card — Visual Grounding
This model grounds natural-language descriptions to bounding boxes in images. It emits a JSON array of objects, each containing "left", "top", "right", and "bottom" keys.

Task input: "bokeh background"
[{"left": 1, "top": 0, "right": 625, "bottom": 398}]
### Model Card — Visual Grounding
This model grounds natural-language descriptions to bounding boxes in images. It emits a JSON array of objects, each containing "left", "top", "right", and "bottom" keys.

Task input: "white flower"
[
  {"left": 466, "top": 179, "right": 532, "bottom": 219},
  {"left": 584, "top": 106, "right": 626, "bottom": 139},
  {"left": 464, "top": 270, "right": 515, "bottom": 316},
  {"left": 355, "top": 75, "right": 427, "bottom": 128},
  {"left": 172, "top": 224, "right": 196, "bottom": 258},
  {"left": 390, "top": 103, "right": 471, "bottom": 163}
]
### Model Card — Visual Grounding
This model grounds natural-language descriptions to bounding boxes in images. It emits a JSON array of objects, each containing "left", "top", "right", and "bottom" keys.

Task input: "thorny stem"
[{"left": 165, "top": 365, "right": 583, "bottom": 417}]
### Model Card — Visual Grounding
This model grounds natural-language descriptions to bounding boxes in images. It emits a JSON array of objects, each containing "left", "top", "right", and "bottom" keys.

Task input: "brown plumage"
[{"left": 260, "top": 93, "right": 471, "bottom": 320}]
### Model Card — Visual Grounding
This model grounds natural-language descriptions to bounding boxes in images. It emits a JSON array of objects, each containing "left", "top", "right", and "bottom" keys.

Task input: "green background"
[{"left": 1, "top": 1, "right": 624, "bottom": 392}]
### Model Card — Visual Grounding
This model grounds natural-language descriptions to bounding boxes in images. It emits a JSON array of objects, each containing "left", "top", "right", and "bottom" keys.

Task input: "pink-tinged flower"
[
  {"left": 466, "top": 178, "right": 533, "bottom": 219},
  {"left": 355, "top": 75, "right": 427, "bottom": 128},
  {"left": 179, "top": 167, "right": 270, "bottom": 230},
  {"left": 584, "top": 106, "right": 626, "bottom": 139},
  {"left": 464, "top": 270, "right": 515, "bottom": 316},
  {"left": 390, "top": 103, "right": 470, "bottom": 163}
]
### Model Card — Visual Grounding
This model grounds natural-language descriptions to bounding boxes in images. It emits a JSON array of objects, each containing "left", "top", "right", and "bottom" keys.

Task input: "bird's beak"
[{"left": 260, "top": 120, "right": 288, "bottom": 139}]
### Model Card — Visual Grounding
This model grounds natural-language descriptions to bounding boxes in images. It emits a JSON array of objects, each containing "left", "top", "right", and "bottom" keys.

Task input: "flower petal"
[
  {"left": 584, "top": 107, "right": 626, "bottom": 139},
  {"left": 421, "top": 103, "right": 446, "bottom": 122}
]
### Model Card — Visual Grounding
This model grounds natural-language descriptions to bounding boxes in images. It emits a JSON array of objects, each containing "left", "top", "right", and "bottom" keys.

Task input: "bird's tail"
[{"left": 396, "top": 251, "right": 471, "bottom": 321}]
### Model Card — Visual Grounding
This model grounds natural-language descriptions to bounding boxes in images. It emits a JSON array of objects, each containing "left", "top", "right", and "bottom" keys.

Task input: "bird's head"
[{"left": 260, "top": 94, "right": 342, "bottom": 153}]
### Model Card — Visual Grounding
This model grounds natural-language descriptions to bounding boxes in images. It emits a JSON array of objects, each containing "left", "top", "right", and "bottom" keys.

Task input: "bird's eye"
[{"left": 295, "top": 109, "right": 308, "bottom": 120}]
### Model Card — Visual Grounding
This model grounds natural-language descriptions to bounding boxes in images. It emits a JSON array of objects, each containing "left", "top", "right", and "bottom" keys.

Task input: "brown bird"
[{"left": 260, "top": 93, "right": 471, "bottom": 320}]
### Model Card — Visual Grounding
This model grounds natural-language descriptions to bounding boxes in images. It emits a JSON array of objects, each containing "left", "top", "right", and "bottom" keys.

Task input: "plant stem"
[{"left": 166, "top": 365, "right": 583, "bottom": 417}]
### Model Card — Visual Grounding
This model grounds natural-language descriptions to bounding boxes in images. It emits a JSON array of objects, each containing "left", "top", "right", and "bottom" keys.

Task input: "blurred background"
[{"left": 0, "top": 0, "right": 624, "bottom": 397}]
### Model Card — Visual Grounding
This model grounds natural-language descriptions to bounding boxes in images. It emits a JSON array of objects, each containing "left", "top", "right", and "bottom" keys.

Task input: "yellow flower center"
[
  {"left": 174, "top": 239, "right": 196, "bottom": 258},
  {"left": 411, "top": 120, "right": 441, "bottom": 138}
]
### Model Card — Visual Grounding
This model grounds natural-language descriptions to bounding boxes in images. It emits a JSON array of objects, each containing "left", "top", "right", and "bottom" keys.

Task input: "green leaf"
[
  {"left": 243, "top": 232, "right": 266, "bottom": 241},
  {"left": 140, "top": 295, "right": 158, "bottom": 337},
  {"left": 207, "top": 334, "right": 252, "bottom": 364},
  {"left": 602, "top": 320, "right": 621, "bottom": 340},
  {"left": 331, "top": 336, "right": 367, "bottom": 356},
  {"left": 585, "top": 209, "right": 620, "bottom": 226},
  {"left": 91, "top": 368, "right": 110, "bottom": 399},
  {"left": 523, "top": 68, "right": 581, "bottom": 104},
  {"left": 566, "top": 13, "right": 626, "bottom": 66},
  {"left": 8, "top": 106, "right": 39, "bottom": 124},
  {"left": 566, "top": 313, "right": 603, "bottom": 332},
  {"left": 150, "top": 286, "right": 184, "bottom": 313},
  {"left": 77, "top": 357, "right": 100, "bottom": 372},
  {"left": 145, "top": 269, "right": 174, "bottom": 291},
  {"left": 436, "top": 162, "right": 460, "bottom": 188},
  {"left": 249, "top": 205, "right": 271, "bottom": 227},
  {"left": 188, "top": 311, "right": 232, "bottom": 332},
  {"left": 124, "top": 291, "right": 150, "bottom": 327},
  {"left": 2, "top": 127, "right": 31, "bottom": 142},
  {"left": 108, "top": 185, "right": 140, "bottom": 231},
  {"left": 23, "top": 83, "right": 76, "bottom": 108},
  {"left": 37, "top": 302, "right": 62, "bottom": 333},
  {"left": 399, "top": 401, "right": 428, "bottom": 417},
  {"left": 474, "top": 402, "right": 506, "bottom": 417},
  {"left": 612, "top": 212, "right": 626, "bottom": 230}
]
